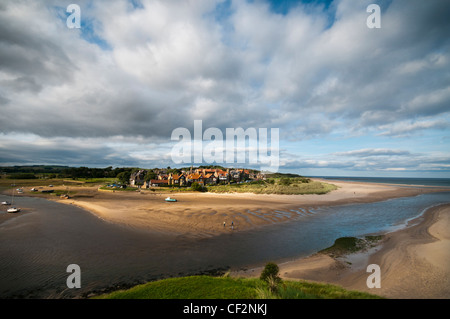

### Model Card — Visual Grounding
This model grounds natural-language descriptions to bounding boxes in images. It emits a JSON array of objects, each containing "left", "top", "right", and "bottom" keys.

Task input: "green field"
[
  {"left": 93, "top": 275, "right": 382, "bottom": 299},
  {"left": 0, "top": 177, "right": 115, "bottom": 187},
  {"left": 0, "top": 178, "right": 116, "bottom": 197}
]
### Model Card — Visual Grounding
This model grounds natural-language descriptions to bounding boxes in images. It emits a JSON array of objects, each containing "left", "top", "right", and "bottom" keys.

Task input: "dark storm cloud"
[{"left": 0, "top": 137, "right": 140, "bottom": 167}]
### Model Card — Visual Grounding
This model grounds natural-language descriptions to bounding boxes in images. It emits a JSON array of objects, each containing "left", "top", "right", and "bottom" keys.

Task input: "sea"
[{"left": 310, "top": 176, "right": 450, "bottom": 187}]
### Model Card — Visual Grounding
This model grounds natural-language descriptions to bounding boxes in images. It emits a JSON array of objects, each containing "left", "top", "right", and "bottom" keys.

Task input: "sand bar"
[{"left": 5, "top": 179, "right": 448, "bottom": 237}]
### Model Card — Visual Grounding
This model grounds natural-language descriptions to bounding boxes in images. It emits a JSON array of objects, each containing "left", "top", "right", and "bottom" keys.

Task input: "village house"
[
  {"left": 214, "top": 169, "right": 230, "bottom": 184},
  {"left": 186, "top": 173, "right": 203, "bottom": 186},
  {"left": 158, "top": 174, "right": 169, "bottom": 180},
  {"left": 230, "top": 169, "right": 242, "bottom": 182},
  {"left": 202, "top": 173, "right": 216, "bottom": 185},
  {"left": 129, "top": 169, "right": 146, "bottom": 187},
  {"left": 147, "top": 179, "right": 169, "bottom": 187},
  {"left": 128, "top": 167, "right": 261, "bottom": 188},
  {"left": 232, "top": 169, "right": 250, "bottom": 182},
  {"left": 168, "top": 173, "right": 186, "bottom": 186}
]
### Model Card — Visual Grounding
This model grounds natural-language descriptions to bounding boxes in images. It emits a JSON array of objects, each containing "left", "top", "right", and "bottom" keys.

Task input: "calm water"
[
  {"left": 0, "top": 192, "right": 449, "bottom": 298},
  {"left": 313, "top": 176, "right": 450, "bottom": 187}
]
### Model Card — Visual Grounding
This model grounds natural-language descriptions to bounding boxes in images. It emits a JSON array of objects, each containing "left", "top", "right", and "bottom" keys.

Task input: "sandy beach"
[
  {"left": 232, "top": 203, "right": 450, "bottom": 299},
  {"left": 10, "top": 179, "right": 442, "bottom": 238},
  {"left": 2, "top": 179, "right": 449, "bottom": 299}
]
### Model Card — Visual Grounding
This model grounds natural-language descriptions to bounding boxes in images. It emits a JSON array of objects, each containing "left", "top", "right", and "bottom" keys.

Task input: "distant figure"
[{"left": 223, "top": 221, "right": 226, "bottom": 228}]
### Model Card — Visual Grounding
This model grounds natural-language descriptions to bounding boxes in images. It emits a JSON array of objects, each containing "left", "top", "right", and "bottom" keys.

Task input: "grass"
[
  {"left": 4, "top": 176, "right": 338, "bottom": 196},
  {"left": 319, "top": 236, "right": 384, "bottom": 257},
  {"left": 0, "top": 178, "right": 116, "bottom": 197},
  {"left": 93, "top": 275, "right": 382, "bottom": 299},
  {"left": 94, "top": 276, "right": 258, "bottom": 299},
  {"left": 207, "top": 179, "right": 338, "bottom": 195},
  {"left": 0, "top": 177, "right": 115, "bottom": 188},
  {"left": 99, "top": 178, "right": 338, "bottom": 196}
]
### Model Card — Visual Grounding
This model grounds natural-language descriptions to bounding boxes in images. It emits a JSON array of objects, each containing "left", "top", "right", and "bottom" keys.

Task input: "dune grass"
[
  {"left": 207, "top": 180, "right": 338, "bottom": 195},
  {"left": 93, "top": 275, "right": 382, "bottom": 299},
  {"left": 98, "top": 178, "right": 338, "bottom": 195}
]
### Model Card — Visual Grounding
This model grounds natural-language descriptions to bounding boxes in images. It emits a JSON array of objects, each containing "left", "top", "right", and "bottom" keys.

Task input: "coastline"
[
  {"left": 232, "top": 203, "right": 450, "bottom": 299},
  {"left": 10, "top": 178, "right": 448, "bottom": 238},
  {"left": 1, "top": 179, "right": 449, "bottom": 299}
]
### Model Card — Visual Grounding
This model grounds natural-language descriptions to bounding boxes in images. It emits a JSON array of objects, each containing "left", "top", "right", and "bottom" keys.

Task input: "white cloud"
[
  {"left": 378, "top": 119, "right": 450, "bottom": 137},
  {"left": 0, "top": 0, "right": 449, "bottom": 173},
  {"left": 333, "top": 148, "right": 411, "bottom": 157}
]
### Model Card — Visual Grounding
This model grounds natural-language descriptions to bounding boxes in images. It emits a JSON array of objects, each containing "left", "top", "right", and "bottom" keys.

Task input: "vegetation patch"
[
  {"left": 93, "top": 276, "right": 258, "bottom": 299},
  {"left": 319, "top": 236, "right": 384, "bottom": 257},
  {"left": 93, "top": 274, "right": 382, "bottom": 299},
  {"left": 207, "top": 178, "right": 337, "bottom": 195}
]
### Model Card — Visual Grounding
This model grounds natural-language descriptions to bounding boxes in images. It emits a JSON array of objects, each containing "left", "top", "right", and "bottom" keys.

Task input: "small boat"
[
  {"left": 165, "top": 197, "right": 177, "bottom": 202},
  {"left": 7, "top": 187, "right": 20, "bottom": 213},
  {"left": 1, "top": 201, "right": 11, "bottom": 205}
]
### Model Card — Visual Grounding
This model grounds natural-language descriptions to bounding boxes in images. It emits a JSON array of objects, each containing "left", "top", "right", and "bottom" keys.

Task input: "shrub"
[
  {"left": 8, "top": 173, "right": 37, "bottom": 179},
  {"left": 260, "top": 262, "right": 282, "bottom": 293},
  {"left": 190, "top": 182, "right": 207, "bottom": 192},
  {"left": 278, "top": 178, "right": 291, "bottom": 186}
]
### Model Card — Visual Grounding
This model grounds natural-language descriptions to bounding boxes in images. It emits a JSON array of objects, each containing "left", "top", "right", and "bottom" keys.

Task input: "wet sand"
[
  {"left": 232, "top": 203, "right": 450, "bottom": 299},
  {"left": 9, "top": 179, "right": 445, "bottom": 238}
]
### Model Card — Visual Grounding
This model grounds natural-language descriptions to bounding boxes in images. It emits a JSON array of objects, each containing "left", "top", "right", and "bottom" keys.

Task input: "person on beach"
[{"left": 223, "top": 221, "right": 226, "bottom": 228}]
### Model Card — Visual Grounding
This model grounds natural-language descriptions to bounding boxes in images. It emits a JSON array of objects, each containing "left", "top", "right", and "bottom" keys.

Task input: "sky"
[{"left": 0, "top": 0, "right": 449, "bottom": 177}]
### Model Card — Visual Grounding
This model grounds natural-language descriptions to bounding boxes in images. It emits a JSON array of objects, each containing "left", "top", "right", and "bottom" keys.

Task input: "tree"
[
  {"left": 190, "top": 182, "right": 206, "bottom": 192},
  {"left": 144, "top": 171, "right": 157, "bottom": 182},
  {"left": 116, "top": 171, "right": 131, "bottom": 185}
]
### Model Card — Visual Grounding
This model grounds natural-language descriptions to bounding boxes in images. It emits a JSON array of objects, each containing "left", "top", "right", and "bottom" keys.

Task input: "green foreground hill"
[{"left": 93, "top": 275, "right": 382, "bottom": 299}]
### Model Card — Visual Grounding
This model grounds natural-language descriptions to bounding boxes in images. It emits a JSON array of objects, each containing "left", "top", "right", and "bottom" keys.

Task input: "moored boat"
[
  {"left": 7, "top": 186, "right": 20, "bottom": 213},
  {"left": 165, "top": 197, "right": 177, "bottom": 202}
]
